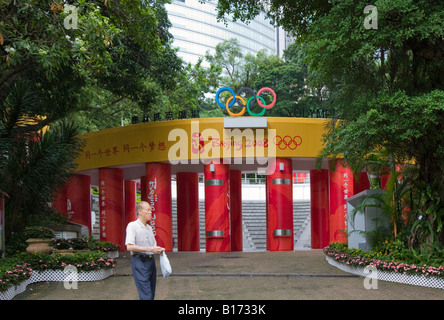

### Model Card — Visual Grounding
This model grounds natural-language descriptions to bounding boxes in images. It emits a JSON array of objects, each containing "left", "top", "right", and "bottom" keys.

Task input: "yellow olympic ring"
[{"left": 226, "top": 95, "right": 246, "bottom": 117}]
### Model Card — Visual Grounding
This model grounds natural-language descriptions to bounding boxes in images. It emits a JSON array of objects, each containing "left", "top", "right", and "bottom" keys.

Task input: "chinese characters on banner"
[
  {"left": 147, "top": 178, "right": 157, "bottom": 236},
  {"left": 66, "top": 198, "right": 74, "bottom": 220},
  {"left": 191, "top": 132, "right": 270, "bottom": 155},
  {"left": 330, "top": 160, "right": 353, "bottom": 243},
  {"left": 84, "top": 141, "right": 166, "bottom": 160},
  {"left": 97, "top": 168, "right": 124, "bottom": 248},
  {"left": 100, "top": 180, "right": 106, "bottom": 239},
  {"left": 342, "top": 171, "right": 351, "bottom": 230}
]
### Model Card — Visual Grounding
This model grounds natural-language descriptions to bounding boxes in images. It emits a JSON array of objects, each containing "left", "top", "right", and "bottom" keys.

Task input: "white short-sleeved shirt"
[{"left": 125, "top": 219, "right": 157, "bottom": 255}]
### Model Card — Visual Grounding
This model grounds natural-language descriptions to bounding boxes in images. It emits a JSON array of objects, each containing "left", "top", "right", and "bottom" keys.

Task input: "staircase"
[
  {"left": 172, "top": 199, "right": 311, "bottom": 251},
  {"left": 91, "top": 194, "right": 100, "bottom": 240},
  {"left": 171, "top": 200, "right": 206, "bottom": 250},
  {"left": 93, "top": 194, "right": 311, "bottom": 251},
  {"left": 241, "top": 200, "right": 311, "bottom": 251}
]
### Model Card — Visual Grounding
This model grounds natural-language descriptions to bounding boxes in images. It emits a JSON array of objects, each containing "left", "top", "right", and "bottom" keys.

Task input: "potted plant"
[
  {"left": 24, "top": 226, "right": 54, "bottom": 254},
  {"left": 51, "top": 237, "right": 90, "bottom": 255},
  {"left": 89, "top": 241, "right": 120, "bottom": 258},
  {"left": 50, "top": 238, "right": 73, "bottom": 255}
]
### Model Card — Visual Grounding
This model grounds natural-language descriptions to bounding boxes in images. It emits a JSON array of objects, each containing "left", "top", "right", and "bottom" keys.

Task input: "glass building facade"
[{"left": 165, "top": 0, "right": 278, "bottom": 65}]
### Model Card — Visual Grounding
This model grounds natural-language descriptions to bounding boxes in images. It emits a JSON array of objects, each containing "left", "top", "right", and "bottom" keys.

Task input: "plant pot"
[
  {"left": 25, "top": 238, "right": 53, "bottom": 254},
  {"left": 52, "top": 249, "right": 75, "bottom": 256},
  {"left": 367, "top": 173, "right": 381, "bottom": 190},
  {"left": 106, "top": 250, "right": 119, "bottom": 259},
  {"left": 53, "top": 249, "right": 90, "bottom": 256}
]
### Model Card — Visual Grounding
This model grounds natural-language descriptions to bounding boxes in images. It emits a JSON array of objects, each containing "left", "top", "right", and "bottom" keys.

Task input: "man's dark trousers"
[{"left": 131, "top": 254, "right": 157, "bottom": 300}]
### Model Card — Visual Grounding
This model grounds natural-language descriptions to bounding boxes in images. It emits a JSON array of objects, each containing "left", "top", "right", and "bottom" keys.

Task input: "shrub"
[
  {"left": 88, "top": 241, "right": 120, "bottom": 252},
  {"left": 24, "top": 226, "right": 54, "bottom": 239},
  {"left": 324, "top": 241, "right": 444, "bottom": 278},
  {"left": 0, "top": 257, "right": 33, "bottom": 292}
]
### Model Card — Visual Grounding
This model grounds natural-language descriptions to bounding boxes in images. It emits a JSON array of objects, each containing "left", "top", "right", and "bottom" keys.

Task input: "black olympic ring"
[{"left": 273, "top": 135, "right": 302, "bottom": 150}]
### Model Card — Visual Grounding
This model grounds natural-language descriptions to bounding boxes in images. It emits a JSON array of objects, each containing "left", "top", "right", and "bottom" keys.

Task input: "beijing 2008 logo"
[{"left": 215, "top": 87, "right": 276, "bottom": 117}]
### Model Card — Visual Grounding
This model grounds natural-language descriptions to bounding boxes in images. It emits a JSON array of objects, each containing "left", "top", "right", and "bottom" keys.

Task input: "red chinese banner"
[
  {"left": 230, "top": 170, "right": 243, "bottom": 251},
  {"left": 204, "top": 161, "right": 231, "bottom": 252},
  {"left": 124, "top": 180, "right": 137, "bottom": 226},
  {"left": 329, "top": 160, "right": 353, "bottom": 243},
  {"left": 99, "top": 168, "right": 125, "bottom": 250},
  {"left": 310, "top": 169, "right": 330, "bottom": 249},
  {"left": 266, "top": 158, "right": 294, "bottom": 251},
  {"left": 146, "top": 163, "right": 173, "bottom": 252},
  {"left": 66, "top": 174, "right": 92, "bottom": 235},
  {"left": 176, "top": 172, "right": 200, "bottom": 251}
]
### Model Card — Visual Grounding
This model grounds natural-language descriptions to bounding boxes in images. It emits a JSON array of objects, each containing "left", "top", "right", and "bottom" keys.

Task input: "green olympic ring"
[{"left": 246, "top": 96, "right": 266, "bottom": 117}]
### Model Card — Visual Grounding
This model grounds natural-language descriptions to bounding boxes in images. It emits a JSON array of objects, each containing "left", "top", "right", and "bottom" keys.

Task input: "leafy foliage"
[
  {"left": 0, "top": 80, "right": 84, "bottom": 236},
  {"left": 0, "top": 0, "right": 183, "bottom": 131},
  {"left": 207, "top": 0, "right": 444, "bottom": 249},
  {"left": 205, "top": 39, "right": 320, "bottom": 117}
]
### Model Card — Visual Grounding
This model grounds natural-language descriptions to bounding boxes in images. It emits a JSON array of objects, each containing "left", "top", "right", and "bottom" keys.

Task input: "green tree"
[
  {"left": 206, "top": 38, "right": 320, "bottom": 117},
  {"left": 0, "top": 0, "right": 183, "bottom": 238},
  {"left": 149, "top": 57, "right": 221, "bottom": 120},
  {"left": 0, "top": 81, "right": 84, "bottom": 236},
  {"left": 205, "top": 38, "right": 245, "bottom": 90},
  {"left": 254, "top": 43, "right": 320, "bottom": 117},
  {"left": 0, "top": 0, "right": 182, "bottom": 132},
  {"left": 207, "top": 0, "right": 444, "bottom": 248}
]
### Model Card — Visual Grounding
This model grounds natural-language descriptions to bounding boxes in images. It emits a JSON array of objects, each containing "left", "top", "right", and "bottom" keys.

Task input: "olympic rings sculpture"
[{"left": 215, "top": 87, "right": 276, "bottom": 117}]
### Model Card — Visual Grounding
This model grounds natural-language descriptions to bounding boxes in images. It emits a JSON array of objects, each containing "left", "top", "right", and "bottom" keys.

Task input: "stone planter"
[
  {"left": 106, "top": 250, "right": 119, "bottom": 259},
  {"left": 1, "top": 268, "right": 114, "bottom": 300},
  {"left": 326, "top": 256, "right": 444, "bottom": 290},
  {"left": 25, "top": 238, "right": 53, "bottom": 254}
]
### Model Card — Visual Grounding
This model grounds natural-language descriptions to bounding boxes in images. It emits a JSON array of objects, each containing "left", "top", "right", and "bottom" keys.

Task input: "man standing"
[{"left": 126, "top": 201, "right": 164, "bottom": 300}]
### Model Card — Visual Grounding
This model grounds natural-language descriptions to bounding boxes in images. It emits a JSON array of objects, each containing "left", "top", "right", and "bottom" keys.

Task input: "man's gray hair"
[{"left": 135, "top": 201, "right": 149, "bottom": 217}]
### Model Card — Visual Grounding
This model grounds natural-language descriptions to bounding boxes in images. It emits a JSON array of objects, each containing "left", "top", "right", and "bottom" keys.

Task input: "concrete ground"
[{"left": 13, "top": 250, "right": 444, "bottom": 301}]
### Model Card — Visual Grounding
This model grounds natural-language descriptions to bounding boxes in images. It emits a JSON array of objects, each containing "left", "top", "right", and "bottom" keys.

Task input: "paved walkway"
[{"left": 14, "top": 250, "right": 444, "bottom": 300}]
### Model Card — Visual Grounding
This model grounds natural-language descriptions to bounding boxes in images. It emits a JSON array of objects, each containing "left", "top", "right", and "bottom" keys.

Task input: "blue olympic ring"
[
  {"left": 216, "top": 87, "right": 236, "bottom": 109},
  {"left": 215, "top": 87, "right": 276, "bottom": 117}
]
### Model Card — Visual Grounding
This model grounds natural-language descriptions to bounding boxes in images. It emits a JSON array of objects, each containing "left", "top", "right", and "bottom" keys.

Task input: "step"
[{"left": 92, "top": 196, "right": 311, "bottom": 251}]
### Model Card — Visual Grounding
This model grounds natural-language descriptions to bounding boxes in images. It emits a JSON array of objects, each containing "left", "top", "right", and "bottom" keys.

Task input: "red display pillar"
[
  {"left": 51, "top": 185, "right": 67, "bottom": 216},
  {"left": 353, "top": 172, "right": 370, "bottom": 195},
  {"left": 140, "top": 176, "right": 146, "bottom": 201},
  {"left": 66, "top": 174, "right": 92, "bottom": 235},
  {"left": 266, "top": 158, "right": 293, "bottom": 251},
  {"left": 310, "top": 169, "right": 330, "bottom": 249},
  {"left": 99, "top": 168, "right": 125, "bottom": 250},
  {"left": 146, "top": 163, "right": 173, "bottom": 252},
  {"left": 125, "top": 180, "right": 137, "bottom": 226},
  {"left": 329, "top": 159, "right": 353, "bottom": 244},
  {"left": 230, "top": 170, "right": 242, "bottom": 251},
  {"left": 204, "top": 161, "right": 230, "bottom": 252},
  {"left": 381, "top": 169, "right": 390, "bottom": 190},
  {"left": 176, "top": 172, "right": 200, "bottom": 251}
]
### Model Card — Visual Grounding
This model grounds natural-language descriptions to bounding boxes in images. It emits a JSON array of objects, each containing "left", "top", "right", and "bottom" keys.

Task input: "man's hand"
[
  {"left": 126, "top": 243, "right": 165, "bottom": 254},
  {"left": 151, "top": 246, "right": 165, "bottom": 255}
]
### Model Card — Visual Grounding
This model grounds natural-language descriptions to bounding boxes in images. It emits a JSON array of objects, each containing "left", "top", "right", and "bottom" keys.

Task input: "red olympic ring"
[
  {"left": 273, "top": 135, "right": 302, "bottom": 150},
  {"left": 256, "top": 87, "right": 276, "bottom": 109}
]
